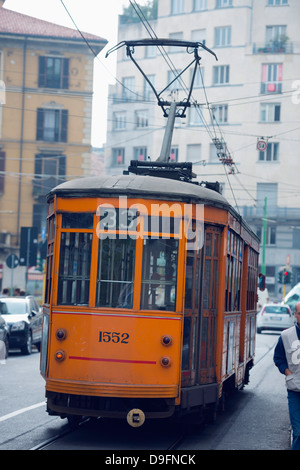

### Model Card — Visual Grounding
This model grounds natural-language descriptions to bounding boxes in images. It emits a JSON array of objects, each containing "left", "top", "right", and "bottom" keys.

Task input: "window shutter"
[
  {"left": 36, "top": 108, "right": 44, "bottom": 140},
  {"left": 38, "top": 57, "right": 46, "bottom": 87},
  {"left": 59, "top": 154, "right": 66, "bottom": 179},
  {"left": 0, "top": 151, "right": 5, "bottom": 194},
  {"left": 61, "top": 110, "right": 68, "bottom": 142},
  {"left": 62, "top": 58, "right": 69, "bottom": 89}
]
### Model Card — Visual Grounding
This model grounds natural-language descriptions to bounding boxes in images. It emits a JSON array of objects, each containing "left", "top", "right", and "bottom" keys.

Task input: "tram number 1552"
[{"left": 99, "top": 331, "right": 130, "bottom": 344}]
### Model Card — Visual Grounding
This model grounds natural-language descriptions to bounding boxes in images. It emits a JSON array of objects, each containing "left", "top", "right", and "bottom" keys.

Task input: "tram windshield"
[
  {"left": 96, "top": 236, "right": 136, "bottom": 308},
  {"left": 141, "top": 238, "right": 178, "bottom": 311}
]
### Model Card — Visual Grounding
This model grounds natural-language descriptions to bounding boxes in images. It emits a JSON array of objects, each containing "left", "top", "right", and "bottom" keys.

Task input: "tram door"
[
  {"left": 199, "top": 227, "right": 220, "bottom": 384},
  {"left": 182, "top": 225, "right": 220, "bottom": 386}
]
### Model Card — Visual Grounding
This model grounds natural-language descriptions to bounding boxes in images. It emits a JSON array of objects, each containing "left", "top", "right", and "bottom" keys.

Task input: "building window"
[
  {"left": 169, "top": 32, "right": 183, "bottom": 53},
  {"left": 113, "top": 112, "right": 126, "bottom": 130},
  {"left": 261, "top": 64, "right": 282, "bottom": 93},
  {"left": 212, "top": 104, "right": 228, "bottom": 124},
  {"left": 112, "top": 148, "right": 125, "bottom": 165},
  {"left": 171, "top": 0, "right": 185, "bottom": 14},
  {"left": 267, "top": 0, "right": 288, "bottom": 5},
  {"left": 187, "top": 144, "right": 201, "bottom": 163},
  {"left": 213, "top": 65, "right": 230, "bottom": 85},
  {"left": 144, "top": 75, "right": 155, "bottom": 100},
  {"left": 209, "top": 143, "right": 222, "bottom": 163},
  {"left": 215, "top": 27, "right": 231, "bottom": 47},
  {"left": 145, "top": 44, "right": 157, "bottom": 58},
  {"left": 256, "top": 226, "right": 276, "bottom": 245},
  {"left": 189, "top": 105, "right": 205, "bottom": 126},
  {"left": 38, "top": 56, "right": 69, "bottom": 89},
  {"left": 257, "top": 183, "right": 278, "bottom": 210},
  {"left": 260, "top": 103, "right": 281, "bottom": 122},
  {"left": 194, "top": 0, "right": 207, "bottom": 10},
  {"left": 134, "top": 147, "right": 148, "bottom": 161},
  {"left": 135, "top": 110, "right": 149, "bottom": 128},
  {"left": 258, "top": 142, "right": 279, "bottom": 161},
  {"left": 191, "top": 65, "right": 204, "bottom": 88},
  {"left": 169, "top": 146, "right": 178, "bottom": 162},
  {"left": 122, "top": 77, "right": 135, "bottom": 101},
  {"left": 191, "top": 28, "right": 206, "bottom": 45},
  {"left": 33, "top": 153, "right": 66, "bottom": 197},
  {"left": 216, "top": 0, "right": 233, "bottom": 7},
  {"left": 36, "top": 108, "right": 68, "bottom": 142},
  {"left": 168, "top": 69, "right": 183, "bottom": 91}
]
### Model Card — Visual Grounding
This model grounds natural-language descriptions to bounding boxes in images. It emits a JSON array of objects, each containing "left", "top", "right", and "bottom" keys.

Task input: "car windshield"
[
  {"left": 264, "top": 306, "right": 289, "bottom": 314},
  {"left": 0, "top": 300, "right": 27, "bottom": 315}
]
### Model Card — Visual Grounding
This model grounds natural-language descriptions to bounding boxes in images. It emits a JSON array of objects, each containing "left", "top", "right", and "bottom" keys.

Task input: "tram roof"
[{"left": 48, "top": 174, "right": 230, "bottom": 208}]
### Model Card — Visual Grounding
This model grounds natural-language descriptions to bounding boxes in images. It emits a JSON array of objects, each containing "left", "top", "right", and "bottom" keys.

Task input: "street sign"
[
  {"left": 6, "top": 254, "right": 19, "bottom": 269},
  {"left": 257, "top": 139, "right": 267, "bottom": 151}
]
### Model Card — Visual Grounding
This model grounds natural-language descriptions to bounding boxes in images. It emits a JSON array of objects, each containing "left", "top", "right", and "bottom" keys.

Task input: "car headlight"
[{"left": 11, "top": 321, "right": 26, "bottom": 331}]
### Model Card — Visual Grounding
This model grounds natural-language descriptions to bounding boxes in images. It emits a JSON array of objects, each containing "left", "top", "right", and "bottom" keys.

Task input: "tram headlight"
[
  {"left": 160, "top": 356, "right": 172, "bottom": 367},
  {"left": 161, "top": 335, "right": 172, "bottom": 346},
  {"left": 55, "top": 350, "right": 66, "bottom": 362},
  {"left": 56, "top": 328, "right": 67, "bottom": 341}
]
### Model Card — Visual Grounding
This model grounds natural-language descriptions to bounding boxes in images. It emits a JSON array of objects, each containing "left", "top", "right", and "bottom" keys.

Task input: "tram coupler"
[{"left": 127, "top": 408, "right": 145, "bottom": 428}]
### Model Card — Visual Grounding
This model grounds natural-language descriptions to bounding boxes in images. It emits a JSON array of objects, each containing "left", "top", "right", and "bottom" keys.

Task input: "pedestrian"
[
  {"left": 1, "top": 288, "right": 9, "bottom": 296},
  {"left": 274, "top": 301, "right": 300, "bottom": 450}
]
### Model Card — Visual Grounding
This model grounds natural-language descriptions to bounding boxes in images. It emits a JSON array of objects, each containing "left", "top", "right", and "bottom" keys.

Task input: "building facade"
[
  {"left": 0, "top": 0, "right": 106, "bottom": 292},
  {"left": 105, "top": 0, "right": 300, "bottom": 300}
]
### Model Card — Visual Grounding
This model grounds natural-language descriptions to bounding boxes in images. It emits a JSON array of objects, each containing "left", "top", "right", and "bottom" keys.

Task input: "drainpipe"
[{"left": 17, "top": 36, "right": 27, "bottom": 245}]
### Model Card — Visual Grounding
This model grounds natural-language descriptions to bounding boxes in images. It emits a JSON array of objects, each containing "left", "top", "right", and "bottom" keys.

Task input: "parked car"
[
  {"left": 0, "top": 312, "right": 9, "bottom": 359},
  {"left": 0, "top": 296, "right": 42, "bottom": 354},
  {"left": 257, "top": 303, "right": 294, "bottom": 334}
]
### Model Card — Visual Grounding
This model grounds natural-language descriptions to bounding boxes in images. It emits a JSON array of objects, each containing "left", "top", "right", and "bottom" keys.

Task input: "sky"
[{"left": 4, "top": 0, "right": 131, "bottom": 147}]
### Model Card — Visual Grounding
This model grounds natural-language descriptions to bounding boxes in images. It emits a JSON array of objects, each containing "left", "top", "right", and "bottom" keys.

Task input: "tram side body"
[{"left": 40, "top": 175, "right": 259, "bottom": 426}]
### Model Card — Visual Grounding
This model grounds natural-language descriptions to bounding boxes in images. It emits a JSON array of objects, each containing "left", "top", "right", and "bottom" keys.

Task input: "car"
[
  {"left": 0, "top": 296, "right": 42, "bottom": 354},
  {"left": 256, "top": 303, "right": 294, "bottom": 334},
  {"left": 0, "top": 312, "right": 9, "bottom": 360}
]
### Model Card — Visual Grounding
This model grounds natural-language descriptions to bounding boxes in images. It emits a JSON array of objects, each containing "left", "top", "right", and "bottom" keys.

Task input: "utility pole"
[{"left": 261, "top": 197, "right": 267, "bottom": 276}]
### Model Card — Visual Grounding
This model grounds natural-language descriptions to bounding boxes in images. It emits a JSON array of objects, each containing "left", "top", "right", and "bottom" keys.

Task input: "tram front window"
[
  {"left": 96, "top": 236, "right": 135, "bottom": 308},
  {"left": 57, "top": 232, "right": 93, "bottom": 305},
  {"left": 141, "top": 238, "right": 178, "bottom": 311}
]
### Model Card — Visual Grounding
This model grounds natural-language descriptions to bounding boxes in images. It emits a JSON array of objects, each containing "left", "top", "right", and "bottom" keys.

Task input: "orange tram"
[{"left": 40, "top": 162, "right": 260, "bottom": 427}]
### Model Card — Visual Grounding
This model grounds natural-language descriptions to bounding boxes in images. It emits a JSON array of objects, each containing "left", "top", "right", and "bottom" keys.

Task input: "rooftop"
[{"left": 0, "top": 2, "right": 106, "bottom": 47}]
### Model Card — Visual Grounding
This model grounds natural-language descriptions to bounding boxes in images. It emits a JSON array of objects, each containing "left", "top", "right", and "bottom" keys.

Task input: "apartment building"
[
  {"left": 105, "top": 0, "right": 300, "bottom": 299},
  {"left": 0, "top": 0, "right": 106, "bottom": 291}
]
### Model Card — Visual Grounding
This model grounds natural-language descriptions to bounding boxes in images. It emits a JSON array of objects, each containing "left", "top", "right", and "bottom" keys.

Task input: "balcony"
[{"left": 253, "top": 41, "right": 294, "bottom": 55}]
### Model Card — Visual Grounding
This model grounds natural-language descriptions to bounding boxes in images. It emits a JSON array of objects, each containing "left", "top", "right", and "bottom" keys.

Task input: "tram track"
[{"left": 30, "top": 417, "right": 186, "bottom": 451}]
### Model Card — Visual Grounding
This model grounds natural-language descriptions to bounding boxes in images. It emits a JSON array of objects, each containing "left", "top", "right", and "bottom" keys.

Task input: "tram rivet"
[
  {"left": 56, "top": 329, "right": 67, "bottom": 341},
  {"left": 160, "top": 356, "right": 171, "bottom": 367},
  {"left": 161, "top": 335, "right": 172, "bottom": 346}
]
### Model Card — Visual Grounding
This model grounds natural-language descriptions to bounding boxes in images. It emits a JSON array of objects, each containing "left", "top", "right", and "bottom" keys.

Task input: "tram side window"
[
  {"left": 57, "top": 232, "right": 92, "bottom": 305},
  {"left": 247, "top": 248, "right": 258, "bottom": 310},
  {"left": 96, "top": 236, "right": 135, "bottom": 308},
  {"left": 45, "top": 214, "right": 55, "bottom": 304},
  {"left": 141, "top": 239, "right": 178, "bottom": 311},
  {"left": 225, "top": 230, "right": 243, "bottom": 312}
]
